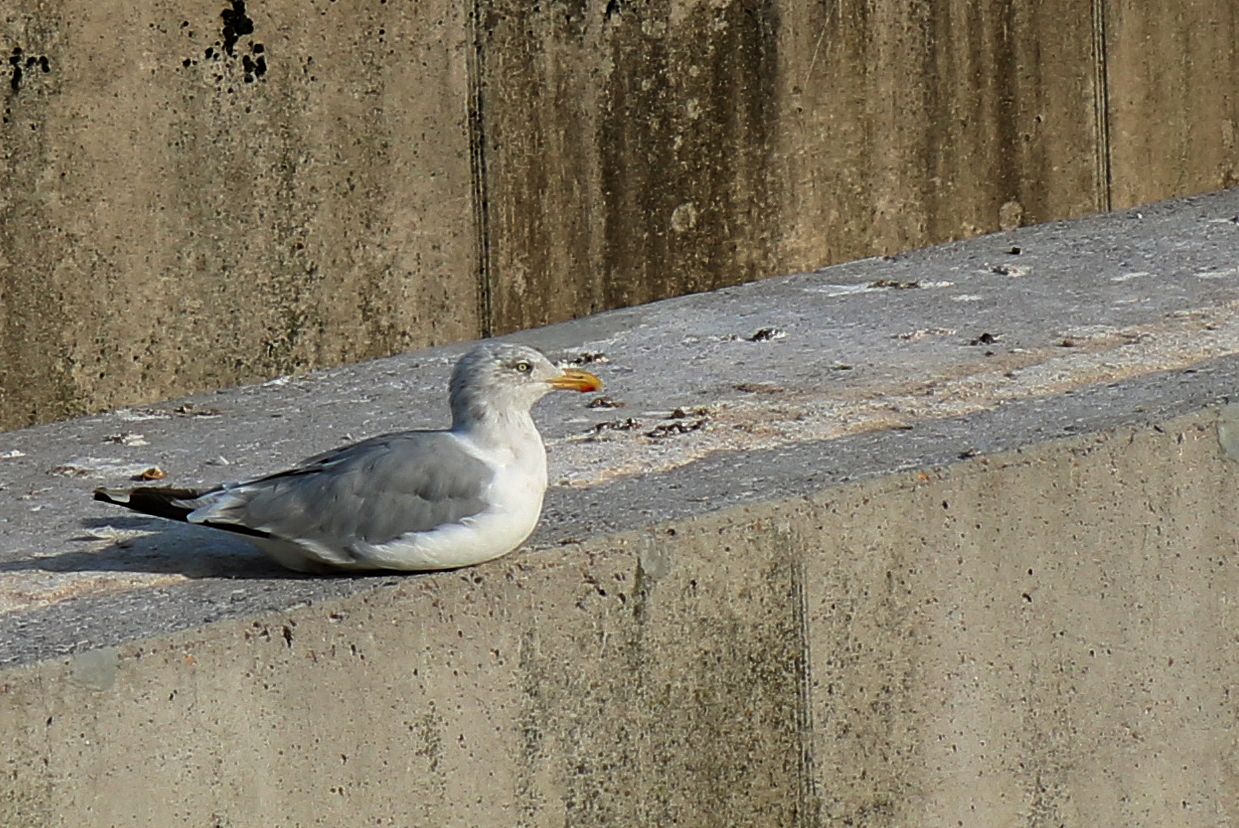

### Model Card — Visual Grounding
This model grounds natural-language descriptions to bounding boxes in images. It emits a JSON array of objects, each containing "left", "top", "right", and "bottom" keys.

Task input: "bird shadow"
[{"left": 0, "top": 517, "right": 306, "bottom": 580}]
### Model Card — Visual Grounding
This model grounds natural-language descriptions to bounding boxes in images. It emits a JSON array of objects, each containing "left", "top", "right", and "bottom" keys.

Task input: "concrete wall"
[
  {"left": 2, "top": 0, "right": 1237, "bottom": 429},
  {"left": 1, "top": 411, "right": 1234, "bottom": 826},
  {"left": 1, "top": 1, "right": 478, "bottom": 428}
]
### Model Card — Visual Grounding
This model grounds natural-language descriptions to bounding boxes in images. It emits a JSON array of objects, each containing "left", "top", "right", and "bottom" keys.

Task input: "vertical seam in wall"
[
  {"left": 792, "top": 558, "right": 821, "bottom": 826},
  {"left": 1092, "top": 0, "right": 1114, "bottom": 211},
  {"left": 467, "top": 0, "right": 494, "bottom": 338}
]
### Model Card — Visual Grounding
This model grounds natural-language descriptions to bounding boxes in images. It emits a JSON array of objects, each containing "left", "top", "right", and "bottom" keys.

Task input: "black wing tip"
[
  {"left": 93, "top": 486, "right": 200, "bottom": 502},
  {"left": 93, "top": 488, "right": 123, "bottom": 504},
  {"left": 92, "top": 485, "right": 205, "bottom": 523},
  {"left": 93, "top": 486, "right": 274, "bottom": 540}
]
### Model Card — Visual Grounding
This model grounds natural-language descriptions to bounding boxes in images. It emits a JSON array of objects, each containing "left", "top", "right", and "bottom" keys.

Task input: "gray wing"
[{"left": 192, "top": 431, "right": 493, "bottom": 548}]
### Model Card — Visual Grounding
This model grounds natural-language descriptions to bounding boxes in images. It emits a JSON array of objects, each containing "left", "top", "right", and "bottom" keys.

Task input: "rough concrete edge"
[{"left": 1, "top": 350, "right": 1235, "bottom": 672}]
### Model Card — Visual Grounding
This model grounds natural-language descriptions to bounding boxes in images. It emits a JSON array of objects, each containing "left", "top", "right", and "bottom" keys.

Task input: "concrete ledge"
[{"left": 2, "top": 190, "right": 1238, "bottom": 824}]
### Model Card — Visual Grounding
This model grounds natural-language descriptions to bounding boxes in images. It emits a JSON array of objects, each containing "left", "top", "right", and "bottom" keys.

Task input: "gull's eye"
[{"left": 514, "top": 361, "right": 532, "bottom": 374}]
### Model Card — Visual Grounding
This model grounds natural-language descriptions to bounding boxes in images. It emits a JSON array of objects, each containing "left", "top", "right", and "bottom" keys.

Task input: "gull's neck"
[{"left": 451, "top": 398, "right": 543, "bottom": 457}]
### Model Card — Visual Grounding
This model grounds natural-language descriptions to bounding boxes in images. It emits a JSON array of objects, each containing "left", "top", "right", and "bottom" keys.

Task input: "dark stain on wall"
[
  {"left": 178, "top": 3, "right": 266, "bottom": 85},
  {"left": 7, "top": 47, "right": 51, "bottom": 93},
  {"left": 479, "top": 0, "right": 781, "bottom": 334},
  {"left": 221, "top": 0, "right": 255, "bottom": 56},
  {"left": 598, "top": 1, "right": 780, "bottom": 311}
]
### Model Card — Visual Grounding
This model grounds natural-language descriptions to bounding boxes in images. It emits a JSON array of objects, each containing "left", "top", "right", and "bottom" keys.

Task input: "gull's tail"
[
  {"left": 93, "top": 486, "right": 206, "bottom": 524},
  {"left": 94, "top": 486, "right": 274, "bottom": 540}
]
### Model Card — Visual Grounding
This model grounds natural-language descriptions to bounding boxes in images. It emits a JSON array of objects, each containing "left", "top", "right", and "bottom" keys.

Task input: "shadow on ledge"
[{"left": 0, "top": 517, "right": 303, "bottom": 580}]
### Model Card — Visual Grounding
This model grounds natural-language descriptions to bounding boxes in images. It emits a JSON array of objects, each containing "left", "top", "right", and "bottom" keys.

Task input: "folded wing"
[{"left": 191, "top": 431, "right": 494, "bottom": 549}]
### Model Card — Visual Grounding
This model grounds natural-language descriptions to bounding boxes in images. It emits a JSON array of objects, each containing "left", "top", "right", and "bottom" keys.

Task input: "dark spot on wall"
[
  {"left": 221, "top": 0, "right": 255, "bottom": 56},
  {"left": 7, "top": 47, "right": 50, "bottom": 93},
  {"left": 241, "top": 53, "right": 266, "bottom": 83},
  {"left": 184, "top": 7, "right": 265, "bottom": 84},
  {"left": 8, "top": 48, "right": 22, "bottom": 92}
]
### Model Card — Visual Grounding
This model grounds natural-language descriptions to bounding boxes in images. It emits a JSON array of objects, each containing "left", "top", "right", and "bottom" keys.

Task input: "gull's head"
[{"left": 450, "top": 342, "right": 603, "bottom": 427}]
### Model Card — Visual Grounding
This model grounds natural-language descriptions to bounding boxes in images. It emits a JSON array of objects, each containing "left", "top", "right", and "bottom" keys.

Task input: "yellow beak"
[{"left": 547, "top": 368, "right": 604, "bottom": 393}]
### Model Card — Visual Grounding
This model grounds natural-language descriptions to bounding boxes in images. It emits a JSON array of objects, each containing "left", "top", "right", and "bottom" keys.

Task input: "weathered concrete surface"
[
  {"left": 774, "top": 0, "right": 1108, "bottom": 261},
  {"left": 1, "top": 0, "right": 478, "bottom": 429},
  {"left": 1106, "top": 1, "right": 1239, "bottom": 208},
  {"left": 1, "top": 191, "right": 1238, "bottom": 824},
  {"left": 479, "top": 0, "right": 1107, "bottom": 332},
  {"left": 478, "top": 0, "right": 786, "bottom": 326},
  {"left": 5, "top": 1, "right": 1239, "bottom": 431}
]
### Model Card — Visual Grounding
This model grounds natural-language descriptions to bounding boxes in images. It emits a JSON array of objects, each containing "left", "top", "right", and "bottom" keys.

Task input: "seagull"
[{"left": 93, "top": 343, "right": 603, "bottom": 573}]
